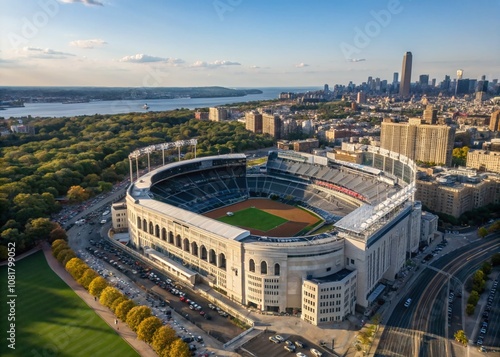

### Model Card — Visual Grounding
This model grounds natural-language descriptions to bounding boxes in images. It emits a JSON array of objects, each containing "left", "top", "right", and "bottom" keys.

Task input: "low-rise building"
[{"left": 467, "top": 150, "right": 500, "bottom": 173}]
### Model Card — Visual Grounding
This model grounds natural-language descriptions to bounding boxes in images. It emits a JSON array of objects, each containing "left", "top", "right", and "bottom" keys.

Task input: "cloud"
[
  {"left": 347, "top": 58, "right": 366, "bottom": 62},
  {"left": 22, "top": 47, "right": 75, "bottom": 59},
  {"left": 190, "top": 60, "right": 241, "bottom": 68},
  {"left": 295, "top": 63, "right": 309, "bottom": 68},
  {"left": 249, "top": 65, "right": 260, "bottom": 69},
  {"left": 70, "top": 39, "right": 107, "bottom": 49},
  {"left": 119, "top": 54, "right": 184, "bottom": 64},
  {"left": 60, "top": 0, "right": 104, "bottom": 6}
]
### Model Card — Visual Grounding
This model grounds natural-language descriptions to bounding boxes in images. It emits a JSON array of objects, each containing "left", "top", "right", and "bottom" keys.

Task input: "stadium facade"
[{"left": 124, "top": 145, "right": 420, "bottom": 325}]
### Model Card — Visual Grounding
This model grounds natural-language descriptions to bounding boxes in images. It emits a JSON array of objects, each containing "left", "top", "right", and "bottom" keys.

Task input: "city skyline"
[{"left": 1, "top": 0, "right": 499, "bottom": 87}]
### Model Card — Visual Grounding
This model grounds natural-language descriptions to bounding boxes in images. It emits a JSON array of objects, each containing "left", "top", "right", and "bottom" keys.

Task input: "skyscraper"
[
  {"left": 399, "top": 52, "right": 412, "bottom": 97},
  {"left": 457, "top": 69, "right": 464, "bottom": 80}
]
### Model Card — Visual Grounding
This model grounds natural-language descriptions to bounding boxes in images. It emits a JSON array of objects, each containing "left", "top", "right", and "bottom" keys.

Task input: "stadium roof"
[
  {"left": 135, "top": 198, "right": 251, "bottom": 241},
  {"left": 133, "top": 153, "right": 246, "bottom": 191}
]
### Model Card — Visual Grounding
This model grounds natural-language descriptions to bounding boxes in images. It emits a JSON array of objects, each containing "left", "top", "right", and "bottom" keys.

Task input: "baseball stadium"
[{"left": 122, "top": 142, "right": 420, "bottom": 325}]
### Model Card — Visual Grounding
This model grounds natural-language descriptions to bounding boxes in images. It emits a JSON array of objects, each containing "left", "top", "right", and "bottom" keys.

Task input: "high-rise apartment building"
[
  {"left": 209, "top": 107, "right": 228, "bottom": 122},
  {"left": 399, "top": 52, "right": 412, "bottom": 97},
  {"left": 380, "top": 118, "right": 455, "bottom": 166},
  {"left": 490, "top": 110, "right": 500, "bottom": 132},
  {"left": 423, "top": 105, "right": 438, "bottom": 124},
  {"left": 245, "top": 111, "right": 263, "bottom": 133},
  {"left": 262, "top": 113, "right": 281, "bottom": 139},
  {"left": 357, "top": 91, "right": 367, "bottom": 104}
]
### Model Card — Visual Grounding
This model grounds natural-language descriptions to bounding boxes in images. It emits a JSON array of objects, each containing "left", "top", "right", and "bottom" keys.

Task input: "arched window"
[
  {"left": 209, "top": 249, "right": 216, "bottom": 265},
  {"left": 218, "top": 253, "right": 226, "bottom": 270},
  {"left": 142, "top": 219, "right": 147, "bottom": 232},
  {"left": 191, "top": 242, "right": 198, "bottom": 256},
  {"left": 183, "top": 238, "right": 190, "bottom": 252},
  {"left": 168, "top": 232, "right": 174, "bottom": 244},
  {"left": 149, "top": 222, "right": 154, "bottom": 235},
  {"left": 175, "top": 235, "right": 182, "bottom": 248},
  {"left": 261, "top": 261, "right": 267, "bottom": 275},
  {"left": 161, "top": 228, "right": 167, "bottom": 241},
  {"left": 200, "top": 246, "right": 207, "bottom": 261},
  {"left": 137, "top": 217, "right": 142, "bottom": 229},
  {"left": 274, "top": 263, "right": 280, "bottom": 276},
  {"left": 155, "top": 224, "right": 160, "bottom": 238},
  {"left": 249, "top": 259, "right": 255, "bottom": 272}
]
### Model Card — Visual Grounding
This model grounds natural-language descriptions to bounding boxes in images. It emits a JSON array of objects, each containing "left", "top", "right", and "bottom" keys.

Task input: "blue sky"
[{"left": 0, "top": 0, "right": 499, "bottom": 87}]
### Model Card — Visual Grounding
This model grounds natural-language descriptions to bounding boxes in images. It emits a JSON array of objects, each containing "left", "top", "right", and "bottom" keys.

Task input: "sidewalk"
[{"left": 41, "top": 243, "right": 157, "bottom": 357}]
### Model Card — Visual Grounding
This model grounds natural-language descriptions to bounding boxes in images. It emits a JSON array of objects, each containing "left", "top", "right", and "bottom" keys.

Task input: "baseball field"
[{"left": 203, "top": 198, "right": 322, "bottom": 237}]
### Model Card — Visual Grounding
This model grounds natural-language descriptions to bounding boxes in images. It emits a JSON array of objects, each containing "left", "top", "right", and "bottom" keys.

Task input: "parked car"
[
  {"left": 269, "top": 336, "right": 280, "bottom": 344},
  {"left": 311, "top": 348, "right": 323, "bottom": 357}
]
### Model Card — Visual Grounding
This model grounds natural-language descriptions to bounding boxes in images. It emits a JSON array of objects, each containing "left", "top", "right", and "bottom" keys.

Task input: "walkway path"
[{"left": 41, "top": 242, "right": 157, "bottom": 357}]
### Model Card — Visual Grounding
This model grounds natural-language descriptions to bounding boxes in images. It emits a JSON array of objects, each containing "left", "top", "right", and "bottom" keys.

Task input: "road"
[{"left": 375, "top": 235, "right": 500, "bottom": 357}]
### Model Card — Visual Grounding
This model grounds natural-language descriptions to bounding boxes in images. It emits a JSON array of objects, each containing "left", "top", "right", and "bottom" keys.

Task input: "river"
[{"left": 0, "top": 87, "right": 320, "bottom": 118}]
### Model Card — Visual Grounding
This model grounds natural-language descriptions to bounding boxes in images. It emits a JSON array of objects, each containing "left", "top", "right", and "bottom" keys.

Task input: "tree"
[
  {"left": 478, "top": 227, "right": 488, "bottom": 238},
  {"left": 468, "top": 290, "right": 479, "bottom": 306},
  {"left": 472, "top": 270, "right": 486, "bottom": 293},
  {"left": 357, "top": 330, "right": 371, "bottom": 345},
  {"left": 25, "top": 217, "right": 57, "bottom": 243},
  {"left": 115, "top": 299, "right": 136, "bottom": 321},
  {"left": 492, "top": 253, "right": 500, "bottom": 266},
  {"left": 152, "top": 325, "right": 178, "bottom": 354},
  {"left": 99, "top": 287, "right": 124, "bottom": 308},
  {"left": 162, "top": 338, "right": 190, "bottom": 357},
  {"left": 52, "top": 238, "right": 68, "bottom": 250},
  {"left": 67, "top": 185, "right": 90, "bottom": 203},
  {"left": 65, "top": 257, "right": 88, "bottom": 280},
  {"left": 52, "top": 241, "right": 69, "bottom": 257},
  {"left": 466, "top": 303, "right": 475, "bottom": 315},
  {"left": 481, "top": 262, "right": 492, "bottom": 276},
  {"left": 137, "top": 316, "right": 163, "bottom": 344},
  {"left": 111, "top": 296, "right": 127, "bottom": 313},
  {"left": 125, "top": 305, "right": 152, "bottom": 332},
  {"left": 88, "top": 276, "right": 108, "bottom": 297},
  {"left": 62, "top": 251, "right": 76, "bottom": 266},
  {"left": 454, "top": 330, "right": 468, "bottom": 346},
  {"left": 78, "top": 269, "right": 99, "bottom": 290},
  {"left": 49, "top": 227, "right": 68, "bottom": 243},
  {"left": 56, "top": 248, "right": 72, "bottom": 263}
]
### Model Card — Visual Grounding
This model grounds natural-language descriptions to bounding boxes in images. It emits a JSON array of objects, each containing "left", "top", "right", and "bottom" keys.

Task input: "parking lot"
[
  {"left": 79, "top": 236, "right": 243, "bottom": 345},
  {"left": 238, "top": 330, "right": 335, "bottom": 357}
]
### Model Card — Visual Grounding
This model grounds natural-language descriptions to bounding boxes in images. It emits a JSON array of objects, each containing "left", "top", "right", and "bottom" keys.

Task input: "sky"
[{"left": 0, "top": 0, "right": 499, "bottom": 87}]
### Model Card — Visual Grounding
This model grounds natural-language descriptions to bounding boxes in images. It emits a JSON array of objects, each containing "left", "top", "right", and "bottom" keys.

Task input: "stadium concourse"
[{"left": 119, "top": 144, "right": 421, "bottom": 326}]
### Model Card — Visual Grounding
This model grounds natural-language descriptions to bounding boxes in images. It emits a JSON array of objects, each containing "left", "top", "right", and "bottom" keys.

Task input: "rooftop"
[{"left": 308, "top": 268, "right": 355, "bottom": 284}]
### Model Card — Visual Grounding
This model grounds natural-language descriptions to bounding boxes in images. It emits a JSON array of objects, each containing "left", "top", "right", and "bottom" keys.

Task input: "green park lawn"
[
  {"left": 0, "top": 251, "right": 138, "bottom": 357},
  {"left": 217, "top": 207, "right": 287, "bottom": 231}
]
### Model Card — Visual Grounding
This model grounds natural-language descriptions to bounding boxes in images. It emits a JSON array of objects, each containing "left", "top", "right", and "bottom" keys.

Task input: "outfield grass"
[
  {"left": 0, "top": 251, "right": 138, "bottom": 357},
  {"left": 217, "top": 207, "right": 287, "bottom": 231}
]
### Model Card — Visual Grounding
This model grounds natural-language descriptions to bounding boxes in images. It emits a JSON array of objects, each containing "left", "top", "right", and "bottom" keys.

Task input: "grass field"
[
  {"left": 217, "top": 207, "right": 287, "bottom": 231},
  {"left": 0, "top": 251, "right": 138, "bottom": 357}
]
